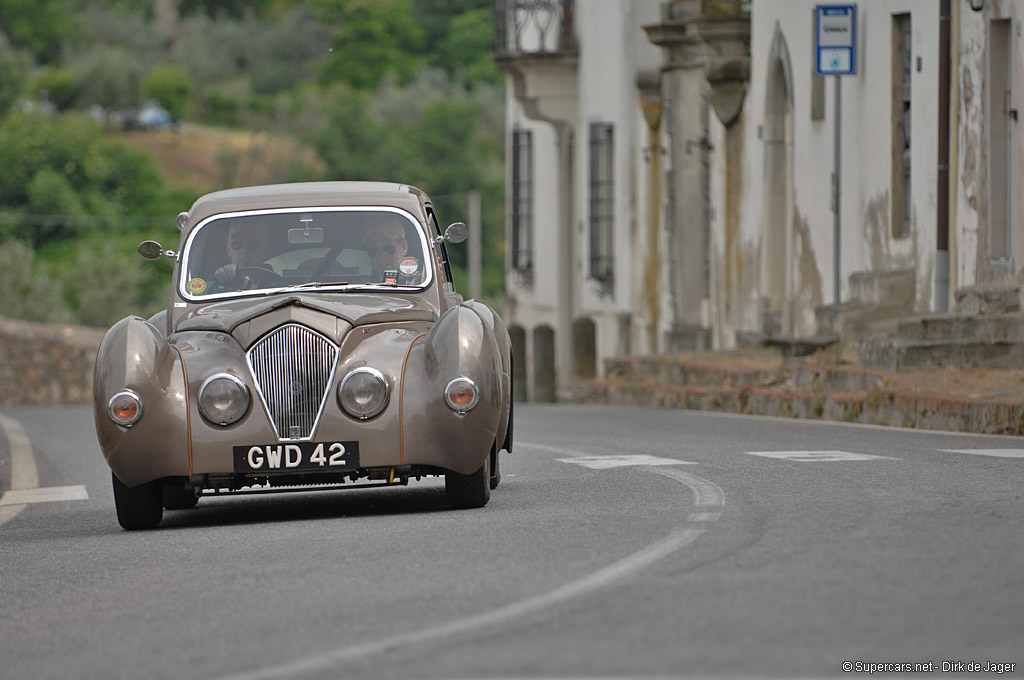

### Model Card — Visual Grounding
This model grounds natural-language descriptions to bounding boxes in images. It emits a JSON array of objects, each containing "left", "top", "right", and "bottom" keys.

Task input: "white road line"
[
  {"left": 0, "top": 413, "right": 40, "bottom": 527},
  {"left": 746, "top": 450, "right": 898, "bottom": 462},
  {"left": 645, "top": 466, "right": 726, "bottom": 506},
  {"left": 215, "top": 442, "right": 725, "bottom": 680},
  {"left": 941, "top": 449, "right": 1024, "bottom": 459},
  {"left": 515, "top": 441, "right": 595, "bottom": 458},
  {"left": 557, "top": 454, "right": 697, "bottom": 469},
  {"left": 687, "top": 511, "right": 722, "bottom": 522},
  {"left": 217, "top": 528, "right": 708, "bottom": 680},
  {"left": 0, "top": 485, "right": 89, "bottom": 506}
]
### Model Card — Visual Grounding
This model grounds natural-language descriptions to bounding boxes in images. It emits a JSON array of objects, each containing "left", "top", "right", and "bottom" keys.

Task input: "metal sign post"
[{"left": 815, "top": 4, "right": 857, "bottom": 305}]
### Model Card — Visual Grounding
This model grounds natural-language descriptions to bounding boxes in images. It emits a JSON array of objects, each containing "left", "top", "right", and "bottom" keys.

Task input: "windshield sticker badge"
[
  {"left": 398, "top": 257, "right": 420, "bottom": 284},
  {"left": 187, "top": 278, "right": 208, "bottom": 294}
]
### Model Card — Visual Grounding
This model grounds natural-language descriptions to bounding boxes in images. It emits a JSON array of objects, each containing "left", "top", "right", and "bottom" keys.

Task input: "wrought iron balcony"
[{"left": 494, "top": 0, "right": 577, "bottom": 59}]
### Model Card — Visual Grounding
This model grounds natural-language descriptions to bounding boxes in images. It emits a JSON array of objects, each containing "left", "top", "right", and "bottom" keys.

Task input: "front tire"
[
  {"left": 445, "top": 453, "right": 490, "bottom": 509},
  {"left": 163, "top": 480, "right": 200, "bottom": 510},
  {"left": 112, "top": 472, "right": 163, "bottom": 530},
  {"left": 489, "top": 446, "right": 501, "bottom": 490}
]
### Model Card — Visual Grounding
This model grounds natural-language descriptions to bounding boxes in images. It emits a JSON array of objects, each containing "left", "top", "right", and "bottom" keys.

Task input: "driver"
[{"left": 214, "top": 217, "right": 276, "bottom": 290}]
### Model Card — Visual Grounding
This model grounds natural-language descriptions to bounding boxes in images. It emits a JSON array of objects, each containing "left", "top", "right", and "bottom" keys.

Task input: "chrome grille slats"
[{"left": 247, "top": 324, "right": 338, "bottom": 440}]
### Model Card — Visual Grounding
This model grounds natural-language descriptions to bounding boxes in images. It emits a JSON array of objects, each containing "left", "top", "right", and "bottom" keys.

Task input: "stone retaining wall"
[{"left": 0, "top": 316, "right": 105, "bottom": 405}]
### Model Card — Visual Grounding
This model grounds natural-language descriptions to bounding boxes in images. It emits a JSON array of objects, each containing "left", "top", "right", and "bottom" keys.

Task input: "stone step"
[
  {"left": 857, "top": 337, "right": 1024, "bottom": 371},
  {"left": 577, "top": 377, "right": 1024, "bottom": 436},
  {"left": 603, "top": 353, "right": 881, "bottom": 392},
  {"left": 849, "top": 268, "right": 916, "bottom": 308},
  {"left": 895, "top": 312, "right": 1024, "bottom": 343},
  {"left": 954, "top": 282, "right": 1020, "bottom": 314}
]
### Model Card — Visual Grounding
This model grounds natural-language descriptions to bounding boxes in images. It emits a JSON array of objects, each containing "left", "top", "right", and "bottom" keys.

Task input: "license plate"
[{"left": 232, "top": 441, "right": 360, "bottom": 473}]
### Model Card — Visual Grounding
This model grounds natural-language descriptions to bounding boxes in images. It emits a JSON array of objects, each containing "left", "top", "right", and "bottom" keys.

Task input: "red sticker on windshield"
[{"left": 399, "top": 257, "right": 420, "bottom": 276}]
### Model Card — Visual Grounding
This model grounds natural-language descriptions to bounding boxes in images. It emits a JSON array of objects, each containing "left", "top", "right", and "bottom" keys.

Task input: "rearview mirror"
[{"left": 288, "top": 226, "right": 324, "bottom": 244}]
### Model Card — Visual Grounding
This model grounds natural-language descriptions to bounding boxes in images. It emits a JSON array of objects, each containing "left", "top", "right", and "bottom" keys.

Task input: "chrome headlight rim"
[
  {"left": 108, "top": 390, "right": 143, "bottom": 427},
  {"left": 198, "top": 372, "right": 250, "bottom": 426},
  {"left": 338, "top": 367, "right": 390, "bottom": 420},
  {"left": 444, "top": 377, "right": 480, "bottom": 414}
]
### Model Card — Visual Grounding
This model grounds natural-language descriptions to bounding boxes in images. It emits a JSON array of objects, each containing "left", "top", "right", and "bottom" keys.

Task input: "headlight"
[
  {"left": 108, "top": 390, "right": 143, "bottom": 427},
  {"left": 444, "top": 377, "right": 479, "bottom": 414},
  {"left": 198, "top": 373, "right": 249, "bottom": 425},
  {"left": 338, "top": 367, "right": 389, "bottom": 420}
]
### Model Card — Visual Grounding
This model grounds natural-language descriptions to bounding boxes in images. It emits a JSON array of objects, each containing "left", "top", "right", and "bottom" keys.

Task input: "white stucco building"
[{"left": 496, "top": 0, "right": 1023, "bottom": 401}]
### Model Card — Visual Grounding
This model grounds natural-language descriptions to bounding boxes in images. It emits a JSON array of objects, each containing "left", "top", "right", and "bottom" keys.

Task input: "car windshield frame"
[{"left": 177, "top": 206, "right": 434, "bottom": 302}]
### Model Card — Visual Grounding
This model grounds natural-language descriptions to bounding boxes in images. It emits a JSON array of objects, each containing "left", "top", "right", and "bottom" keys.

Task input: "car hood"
[{"left": 175, "top": 293, "right": 438, "bottom": 336}]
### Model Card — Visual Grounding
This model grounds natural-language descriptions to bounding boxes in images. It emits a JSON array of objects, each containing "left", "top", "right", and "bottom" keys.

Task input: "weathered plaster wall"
[
  {"left": 734, "top": 0, "right": 943, "bottom": 340},
  {"left": 954, "top": 1, "right": 1024, "bottom": 290}
]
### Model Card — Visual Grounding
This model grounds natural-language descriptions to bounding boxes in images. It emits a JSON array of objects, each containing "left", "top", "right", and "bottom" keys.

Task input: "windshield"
[{"left": 179, "top": 207, "right": 432, "bottom": 300}]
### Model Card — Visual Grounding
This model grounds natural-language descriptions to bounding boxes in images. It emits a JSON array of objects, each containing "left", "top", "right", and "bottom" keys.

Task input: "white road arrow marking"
[
  {"left": 0, "top": 485, "right": 89, "bottom": 506},
  {"left": 746, "top": 450, "right": 898, "bottom": 462},
  {"left": 556, "top": 454, "right": 697, "bottom": 469},
  {"left": 941, "top": 449, "right": 1024, "bottom": 459}
]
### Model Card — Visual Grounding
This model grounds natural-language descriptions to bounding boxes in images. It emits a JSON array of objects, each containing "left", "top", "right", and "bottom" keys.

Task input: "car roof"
[{"left": 184, "top": 182, "right": 431, "bottom": 231}]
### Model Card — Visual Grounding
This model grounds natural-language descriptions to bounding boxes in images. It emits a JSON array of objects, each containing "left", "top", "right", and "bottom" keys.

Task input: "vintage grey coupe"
[{"left": 93, "top": 182, "right": 513, "bottom": 530}]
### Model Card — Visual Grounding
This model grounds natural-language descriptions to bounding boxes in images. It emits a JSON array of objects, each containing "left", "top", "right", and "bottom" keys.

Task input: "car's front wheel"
[
  {"left": 112, "top": 472, "right": 163, "bottom": 530},
  {"left": 163, "top": 480, "right": 200, "bottom": 510},
  {"left": 445, "top": 453, "right": 490, "bottom": 509}
]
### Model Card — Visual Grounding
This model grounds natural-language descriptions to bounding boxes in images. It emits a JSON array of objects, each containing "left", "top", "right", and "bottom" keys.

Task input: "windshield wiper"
[{"left": 281, "top": 281, "right": 353, "bottom": 291}]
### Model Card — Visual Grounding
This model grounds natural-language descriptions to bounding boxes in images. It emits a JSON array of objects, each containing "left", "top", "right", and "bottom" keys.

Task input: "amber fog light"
[
  {"left": 108, "top": 390, "right": 143, "bottom": 427},
  {"left": 198, "top": 373, "right": 249, "bottom": 425},
  {"left": 444, "top": 377, "right": 479, "bottom": 414},
  {"left": 338, "top": 367, "right": 389, "bottom": 420}
]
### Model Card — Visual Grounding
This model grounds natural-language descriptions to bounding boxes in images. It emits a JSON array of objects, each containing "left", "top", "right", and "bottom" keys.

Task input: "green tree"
[
  {"left": 142, "top": 64, "right": 192, "bottom": 121},
  {"left": 313, "top": 0, "right": 425, "bottom": 90},
  {"left": 440, "top": 7, "right": 502, "bottom": 85},
  {"left": 0, "top": 32, "right": 29, "bottom": 116},
  {"left": 0, "top": 241, "right": 69, "bottom": 323},
  {"left": 0, "top": 112, "right": 165, "bottom": 246},
  {"left": 178, "top": 0, "right": 274, "bottom": 18},
  {"left": 0, "top": 0, "right": 72, "bottom": 61},
  {"left": 65, "top": 242, "right": 150, "bottom": 327},
  {"left": 34, "top": 66, "right": 79, "bottom": 112},
  {"left": 72, "top": 45, "right": 146, "bottom": 116}
]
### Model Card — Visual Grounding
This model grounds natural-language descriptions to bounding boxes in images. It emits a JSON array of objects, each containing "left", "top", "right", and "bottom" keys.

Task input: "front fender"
[
  {"left": 93, "top": 316, "right": 190, "bottom": 487},
  {"left": 463, "top": 299, "right": 512, "bottom": 451},
  {"left": 400, "top": 304, "right": 508, "bottom": 474}
]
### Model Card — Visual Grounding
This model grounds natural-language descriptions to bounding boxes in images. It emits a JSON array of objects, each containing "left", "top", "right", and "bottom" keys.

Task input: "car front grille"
[{"left": 247, "top": 324, "right": 338, "bottom": 440}]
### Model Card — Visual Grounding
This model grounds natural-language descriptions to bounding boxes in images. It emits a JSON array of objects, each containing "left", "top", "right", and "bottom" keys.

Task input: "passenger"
[{"left": 361, "top": 219, "right": 422, "bottom": 284}]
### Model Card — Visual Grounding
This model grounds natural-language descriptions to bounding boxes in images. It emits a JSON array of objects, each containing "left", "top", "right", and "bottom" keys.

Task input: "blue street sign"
[{"left": 815, "top": 5, "right": 857, "bottom": 76}]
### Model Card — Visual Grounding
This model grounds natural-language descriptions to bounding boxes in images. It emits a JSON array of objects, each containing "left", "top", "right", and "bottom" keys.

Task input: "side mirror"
[
  {"left": 138, "top": 240, "right": 176, "bottom": 260},
  {"left": 440, "top": 222, "right": 468, "bottom": 245}
]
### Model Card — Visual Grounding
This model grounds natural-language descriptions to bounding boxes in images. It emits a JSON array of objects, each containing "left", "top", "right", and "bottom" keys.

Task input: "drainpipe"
[
  {"left": 948, "top": 0, "right": 961, "bottom": 300},
  {"left": 936, "top": 0, "right": 952, "bottom": 311}
]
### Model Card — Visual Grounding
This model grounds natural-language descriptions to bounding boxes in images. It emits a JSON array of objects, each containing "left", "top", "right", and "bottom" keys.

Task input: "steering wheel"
[{"left": 234, "top": 265, "right": 284, "bottom": 288}]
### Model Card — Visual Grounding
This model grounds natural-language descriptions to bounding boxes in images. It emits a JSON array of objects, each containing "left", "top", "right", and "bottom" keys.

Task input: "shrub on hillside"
[
  {"left": 0, "top": 112, "right": 165, "bottom": 246},
  {"left": 65, "top": 242, "right": 151, "bottom": 328},
  {"left": 142, "top": 65, "right": 192, "bottom": 122},
  {"left": 0, "top": 241, "right": 69, "bottom": 324}
]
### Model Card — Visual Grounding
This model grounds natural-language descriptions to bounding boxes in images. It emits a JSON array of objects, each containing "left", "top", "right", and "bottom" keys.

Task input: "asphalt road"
[{"left": 1, "top": 404, "right": 1022, "bottom": 680}]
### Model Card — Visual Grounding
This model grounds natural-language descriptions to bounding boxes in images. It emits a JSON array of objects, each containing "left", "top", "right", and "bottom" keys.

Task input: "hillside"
[{"left": 111, "top": 123, "right": 327, "bottom": 195}]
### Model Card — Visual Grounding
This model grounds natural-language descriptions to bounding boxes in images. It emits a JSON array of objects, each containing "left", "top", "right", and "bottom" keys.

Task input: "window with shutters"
[
  {"left": 588, "top": 122, "right": 614, "bottom": 286},
  {"left": 511, "top": 128, "right": 534, "bottom": 275}
]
